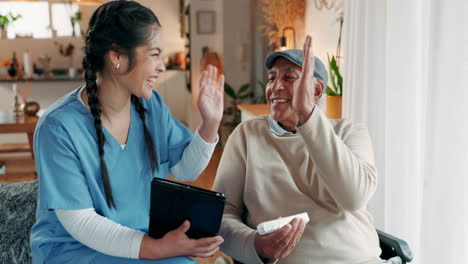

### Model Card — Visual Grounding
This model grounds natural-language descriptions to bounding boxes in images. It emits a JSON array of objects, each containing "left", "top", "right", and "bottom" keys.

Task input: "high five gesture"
[
  {"left": 292, "top": 35, "right": 320, "bottom": 125},
  {"left": 198, "top": 65, "right": 225, "bottom": 142}
]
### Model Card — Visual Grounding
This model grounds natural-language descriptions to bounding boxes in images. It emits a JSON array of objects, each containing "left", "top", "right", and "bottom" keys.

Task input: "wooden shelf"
[
  {"left": 0, "top": 143, "right": 31, "bottom": 153},
  {"left": 237, "top": 104, "right": 270, "bottom": 117},
  {"left": 0, "top": 173, "right": 37, "bottom": 183}
]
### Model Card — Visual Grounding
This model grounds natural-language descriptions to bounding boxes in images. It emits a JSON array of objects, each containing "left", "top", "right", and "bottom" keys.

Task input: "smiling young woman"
[{"left": 30, "top": 1, "right": 224, "bottom": 263}]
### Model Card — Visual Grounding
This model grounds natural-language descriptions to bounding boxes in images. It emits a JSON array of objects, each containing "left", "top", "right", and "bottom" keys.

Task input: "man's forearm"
[
  {"left": 219, "top": 215, "right": 272, "bottom": 264},
  {"left": 297, "top": 108, "right": 378, "bottom": 211}
]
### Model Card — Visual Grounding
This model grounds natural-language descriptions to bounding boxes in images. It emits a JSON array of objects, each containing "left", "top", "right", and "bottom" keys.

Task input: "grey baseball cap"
[{"left": 265, "top": 49, "right": 328, "bottom": 88}]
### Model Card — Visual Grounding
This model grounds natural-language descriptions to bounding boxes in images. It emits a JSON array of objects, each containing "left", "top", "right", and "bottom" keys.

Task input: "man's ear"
[{"left": 314, "top": 80, "right": 324, "bottom": 102}]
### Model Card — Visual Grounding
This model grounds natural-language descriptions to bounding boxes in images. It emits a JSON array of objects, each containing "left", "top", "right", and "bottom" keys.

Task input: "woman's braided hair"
[{"left": 83, "top": 0, "right": 160, "bottom": 208}]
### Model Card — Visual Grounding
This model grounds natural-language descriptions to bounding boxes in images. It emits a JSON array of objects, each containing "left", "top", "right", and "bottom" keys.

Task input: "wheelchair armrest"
[{"left": 377, "top": 229, "right": 413, "bottom": 263}]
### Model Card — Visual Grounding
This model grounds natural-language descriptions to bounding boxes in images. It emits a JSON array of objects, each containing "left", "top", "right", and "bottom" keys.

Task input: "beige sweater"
[{"left": 213, "top": 108, "right": 381, "bottom": 264}]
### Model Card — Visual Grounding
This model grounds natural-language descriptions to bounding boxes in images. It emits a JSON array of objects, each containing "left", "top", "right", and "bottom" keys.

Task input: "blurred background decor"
[
  {"left": 259, "top": 0, "right": 305, "bottom": 50},
  {"left": 54, "top": 41, "right": 76, "bottom": 78}
]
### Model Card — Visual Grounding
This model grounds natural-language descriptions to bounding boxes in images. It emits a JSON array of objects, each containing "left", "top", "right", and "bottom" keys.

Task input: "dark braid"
[
  {"left": 83, "top": 0, "right": 161, "bottom": 208},
  {"left": 131, "top": 95, "right": 157, "bottom": 172},
  {"left": 84, "top": 58, "right": 115, "bottom": 208}
]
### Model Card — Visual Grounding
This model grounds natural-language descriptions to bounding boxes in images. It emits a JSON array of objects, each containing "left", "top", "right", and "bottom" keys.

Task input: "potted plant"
[
  {"left": 325, "top": 54, "right": 343, "bottom": 119},
  {"left": 70, "top": 10, "right": 82, "bottom": 37},
  {"left": 223, "top": 83, "right": 254, "bottom": 126},
  {"left": 325, "top": 11, "right": 344, "bottom": 119},
  {"left": 219, "top": 82, "right": 262, "bottom": 146},
  {"left": 0, "top": 12, "right": 22, "bottom": 39}
]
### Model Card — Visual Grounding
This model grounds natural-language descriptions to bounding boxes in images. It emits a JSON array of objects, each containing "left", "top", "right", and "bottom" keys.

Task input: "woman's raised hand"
[{"left": 198, "top": 65, "right": 224, "bottom": 143}]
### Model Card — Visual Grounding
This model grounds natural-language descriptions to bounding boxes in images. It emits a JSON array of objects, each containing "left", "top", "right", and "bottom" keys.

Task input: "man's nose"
[{"left": 271, "top": 79, "right": 285, "bottom": 93}]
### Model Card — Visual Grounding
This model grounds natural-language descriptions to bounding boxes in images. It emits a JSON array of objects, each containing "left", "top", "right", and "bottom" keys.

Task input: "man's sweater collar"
[{"left": 268, "top": 115, "right": 295, "bottom": 136}]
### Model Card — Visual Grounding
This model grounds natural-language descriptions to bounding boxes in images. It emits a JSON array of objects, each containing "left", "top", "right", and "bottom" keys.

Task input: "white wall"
[
  {"left": 304, "top": 0, "right": 342, "bottom": 110},
  {"left": 187, "top": 0, "right": 224, "bottom": 131},
  {"left": 223, "top": 0, "right": 251, "bottom": 92},
  {"left": 305, "top": 0, "right": 342, "bottom": 67},
  {"left": 252, "top": 0, "right": 269, "bottom": 96},
  {"left": 154, "top": 70, "right": 190, "bottom": 125},
  {"left": 135, "top": 0, "right": 186, "bottom": 57}
]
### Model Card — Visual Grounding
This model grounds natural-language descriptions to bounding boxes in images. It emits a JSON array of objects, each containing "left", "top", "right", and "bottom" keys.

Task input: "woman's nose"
[{"left": 157, "top": 60, "right": 166, "bottom": 73}]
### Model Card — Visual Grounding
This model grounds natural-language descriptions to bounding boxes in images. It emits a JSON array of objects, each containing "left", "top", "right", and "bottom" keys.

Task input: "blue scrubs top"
[{"left": 30, "top": 87, "right": 197, "bottom": 264}]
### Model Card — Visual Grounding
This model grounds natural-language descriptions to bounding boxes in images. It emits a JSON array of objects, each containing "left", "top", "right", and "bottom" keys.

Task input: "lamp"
[{"left": 280, "top": 26, "right": 296, "bottom": 50}]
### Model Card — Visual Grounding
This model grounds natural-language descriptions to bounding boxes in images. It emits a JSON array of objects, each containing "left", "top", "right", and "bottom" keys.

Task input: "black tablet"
[{"left": 148, "top": 177, "right": 226, "bottom": 239}]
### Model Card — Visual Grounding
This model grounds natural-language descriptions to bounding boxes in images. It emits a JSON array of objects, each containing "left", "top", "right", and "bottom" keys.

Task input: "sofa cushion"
[{"left": 0, "top": 180, "right": 38, "bottom": 264}]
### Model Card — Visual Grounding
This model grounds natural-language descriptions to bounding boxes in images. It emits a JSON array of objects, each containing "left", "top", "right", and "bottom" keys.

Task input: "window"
[
  {"left": 0, "top": 2, "right": 80, "bottom": 39},
  {"left": 0, "top": 2, "right": 50, "bottom": 39},
  {"left": 51, "top": 3, "right": 81, "bottom": 37}
]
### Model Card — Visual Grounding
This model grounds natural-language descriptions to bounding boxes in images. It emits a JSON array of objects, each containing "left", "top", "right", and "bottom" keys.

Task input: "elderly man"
[{"left": 213, "top": 36, "right": 382, "bottom": 264}]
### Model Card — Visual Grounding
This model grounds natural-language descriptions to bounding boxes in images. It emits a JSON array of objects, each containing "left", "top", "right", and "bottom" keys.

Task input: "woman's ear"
[
  {"left": 108, "top": 50, "right": 121, "bottom": 70},
  {"left": 314, "top": 80, "right": 324, "bottom": 102}
]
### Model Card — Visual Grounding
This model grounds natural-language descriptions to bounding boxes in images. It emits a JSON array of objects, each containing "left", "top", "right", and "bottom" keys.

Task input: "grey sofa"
[{"left": 0, "top": 180, "right": 37, "bottom": 264}]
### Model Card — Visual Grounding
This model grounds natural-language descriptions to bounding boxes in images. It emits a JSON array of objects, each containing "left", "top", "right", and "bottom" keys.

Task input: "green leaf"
[
  {"left": 9, "top": 13, "right": 22, "bottom": 22},
  {"left": 224, "top": 83, "right": 237, "bottom": 100},
  {"left": 0, "top": 12, "right": 21, "bottom": 29},
  {"left": 336, "top": 70, "right": 343, "bottom": 95},
  {"left": 327, "top": 53, "right": 343, "bottom": 96},
  {"left": 325, "top": 86, "right": 339, "bottom": 96},
  {"left": 238, "top": 83, "right": 251, "bottom": 95},
  {"left": 0, "top": 16, "right": 7, "bottom": 29}
]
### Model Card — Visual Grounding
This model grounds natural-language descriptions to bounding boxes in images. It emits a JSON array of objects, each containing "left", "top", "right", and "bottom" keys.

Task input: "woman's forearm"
[
  {"left": 170, "top": 129, "right": 218, "bottom": 181},
  {"left": 55, "top": 208, "right": 145, "bottom": 259},
  {"left": 198, "top": 120, "right": 219, "bottom": 143}
]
